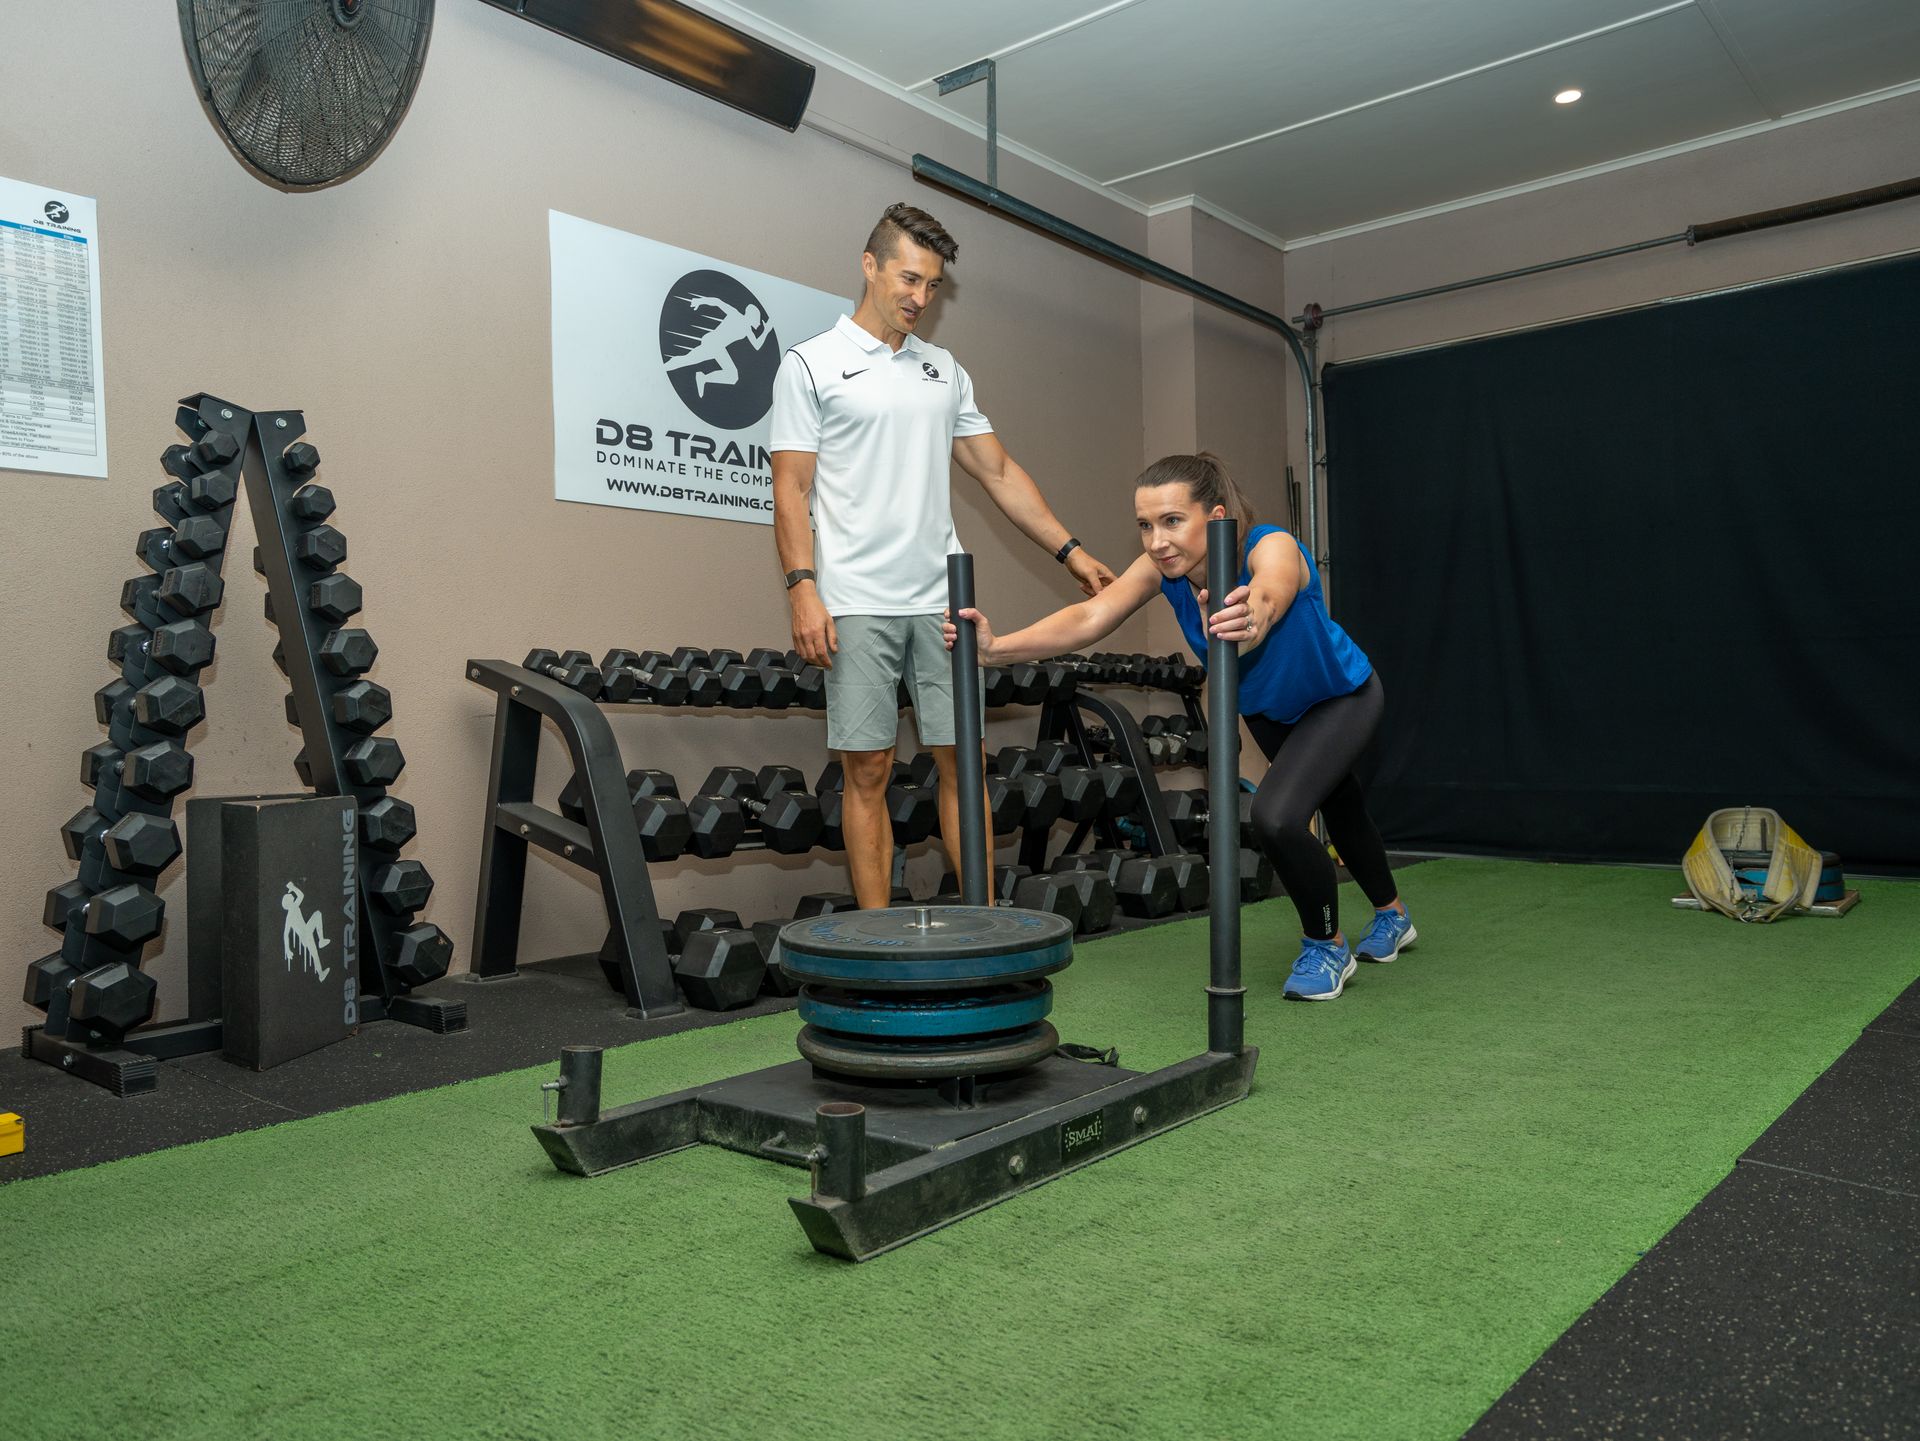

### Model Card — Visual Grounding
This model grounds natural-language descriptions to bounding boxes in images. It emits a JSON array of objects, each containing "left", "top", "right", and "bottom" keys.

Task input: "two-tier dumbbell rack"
[
  {"left": 24, "top": 393, "right": 461, "bottom": 1096},
  {"left": 461, "top": 651, "right": 1104, "bottom": 1018}
]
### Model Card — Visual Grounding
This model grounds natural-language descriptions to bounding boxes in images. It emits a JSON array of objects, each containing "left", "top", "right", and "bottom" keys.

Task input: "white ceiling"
[{"left": 705, "top": 0, "right": 1920, "bottom": 245}]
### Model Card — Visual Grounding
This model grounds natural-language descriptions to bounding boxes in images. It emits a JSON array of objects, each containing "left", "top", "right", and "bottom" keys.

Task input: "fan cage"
[{"left": 180, "top": 0, "right": 434, "bottom": 190}]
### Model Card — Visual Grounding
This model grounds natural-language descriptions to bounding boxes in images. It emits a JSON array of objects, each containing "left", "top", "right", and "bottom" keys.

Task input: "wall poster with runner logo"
[{"left": 549, "top": 211, "right": 847, "bottom": 524}]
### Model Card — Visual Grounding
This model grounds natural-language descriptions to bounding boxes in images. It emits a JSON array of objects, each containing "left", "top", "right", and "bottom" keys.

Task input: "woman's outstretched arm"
[{"left": 947, "top": 552, "right": 1165, "bottom": 664}]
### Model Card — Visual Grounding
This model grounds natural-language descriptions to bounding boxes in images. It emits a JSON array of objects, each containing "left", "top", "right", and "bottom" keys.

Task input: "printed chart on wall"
[
  {"left": 549, "top": 210, "right": 845, "bottom": 524},
  {"left": 0, "top": 175, "right": 107, "bottom": 479}
]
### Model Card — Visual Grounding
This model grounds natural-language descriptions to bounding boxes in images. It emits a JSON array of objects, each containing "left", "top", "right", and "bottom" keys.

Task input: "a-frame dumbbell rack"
[
  {"left": 464, "top": 660, "right": 684, "bottom": 1019},
  {"left": 24, "top": 393, "right": 462, "bottom": 1096}
]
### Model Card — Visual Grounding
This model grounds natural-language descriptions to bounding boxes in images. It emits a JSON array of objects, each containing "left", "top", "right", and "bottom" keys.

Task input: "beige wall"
[
  {"left": 0, "top": 1, "right": 1177, "bottom": 1037},
  {"left": 1139, "top": 206, "right": 1295, "bottom": 766},
  {"left": 1191, "top": 210, "right": 1295, "bottom": 532},
  {"left": 1285, "top": 86, "right": 1920, "bottom": 517}
]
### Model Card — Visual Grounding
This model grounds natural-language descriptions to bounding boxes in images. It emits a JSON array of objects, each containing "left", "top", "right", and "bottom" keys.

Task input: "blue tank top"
[{"left": 1160, "top": 524, "right": 1372, "bottom": 724}]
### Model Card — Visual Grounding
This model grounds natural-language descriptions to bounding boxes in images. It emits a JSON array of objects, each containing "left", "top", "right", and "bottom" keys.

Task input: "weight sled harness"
[{"left": 1682, "top": 807, "right": 1823, "bottom": 923}]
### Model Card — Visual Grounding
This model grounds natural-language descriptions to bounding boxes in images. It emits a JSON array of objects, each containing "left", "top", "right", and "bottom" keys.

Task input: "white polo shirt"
[{"left": 769, "top": 314, "right": 994, "bottom": 616}]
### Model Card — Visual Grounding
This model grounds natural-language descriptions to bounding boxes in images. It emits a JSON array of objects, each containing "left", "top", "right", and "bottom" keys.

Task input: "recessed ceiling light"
[{"left": 1555, "top": 88, "right": 1583, "bottom": 105}]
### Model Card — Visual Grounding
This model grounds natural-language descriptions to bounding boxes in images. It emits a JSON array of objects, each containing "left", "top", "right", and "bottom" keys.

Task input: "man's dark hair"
[{"left": 864, "top": 203, "right": 958, "bottom": 266}]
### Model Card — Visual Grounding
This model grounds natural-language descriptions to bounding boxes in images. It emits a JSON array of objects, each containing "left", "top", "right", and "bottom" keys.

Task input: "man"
[{"left": 770, "top": 202, "right": 1114, "bottom": 909}]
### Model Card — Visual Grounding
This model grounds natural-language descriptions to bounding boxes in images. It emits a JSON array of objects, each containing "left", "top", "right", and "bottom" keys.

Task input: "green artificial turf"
[{"left": 2, "top": 859, "right": 1914, "bottom": 1441}]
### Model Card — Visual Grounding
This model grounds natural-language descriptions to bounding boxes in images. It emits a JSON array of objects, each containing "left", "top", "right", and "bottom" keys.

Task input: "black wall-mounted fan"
[{"left": 178, "top": 0, "right": 435, "bottom": 190}]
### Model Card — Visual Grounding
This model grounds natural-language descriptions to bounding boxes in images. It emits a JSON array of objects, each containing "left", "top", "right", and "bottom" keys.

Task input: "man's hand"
[
  {"left": 951, "top": 435, "right": 1118, "bottom": 598},
  {"left": 790, "top": 587, "right": 837, "bottom": 669},
  {"left": 1065, "top": 548, "right": 1117, "bottom": 597}
]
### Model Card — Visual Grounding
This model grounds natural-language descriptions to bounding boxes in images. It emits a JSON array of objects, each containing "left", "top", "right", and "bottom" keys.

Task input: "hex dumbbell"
[
  {"left": 600, "top": 650, "right": 690, "bottom": 706},
  {"left": 749, "top": 920, "right": 801, "bottom": 997},
  {"left": 319, "top": 628, "right": 378, "bottom": 677},
  {"left": 674, "top": 928, "right": 766, "bottom": 1010},
  {"left": 670, "top": 906, "right": 743, "bottom": 954},
  {"left": 816, "top": 761, "right": 936, "bottom": 846},
  {"left": 67, "top": 961, "right": 159, "bottom": 1039},
  {"left": 710, "top": 765, "right": 824, "bottom": 854},
  {"left": 524, "top": 647, "right": 600, "bottom": 695},
  {"left": 638, "top": 771, "right": 744, "bottom": 860},
  {"left": 369, "top": 859, "right": 433, "bottom": 914},
  {"left": 555, "top": 769, "right": 692, "bottom": 862},
  {"left": 1166, "top": 787, "right": 1255, "bottom": 848},
  {"left": 390, "top": 923, "right": 453, "bottom": 987}
]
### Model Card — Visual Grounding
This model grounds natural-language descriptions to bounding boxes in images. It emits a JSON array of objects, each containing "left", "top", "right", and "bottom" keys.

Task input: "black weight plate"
[
  {"left": 797, "top": 1020, "right": 1061, "bottom": 1081},
  {"left": 779, "top": 906, "right": 1073, "bottom": 991},
  {"left": 798, "top": 979, "right": 1053, "bottom": 1039}
]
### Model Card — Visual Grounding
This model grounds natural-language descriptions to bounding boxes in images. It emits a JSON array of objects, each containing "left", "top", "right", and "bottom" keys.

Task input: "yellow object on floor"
[
  {"left": 0, "top": 1112, "right": 21, "bottom": 1158},
  {"left": 1682, "top": 806, "right": 1822, "bottom": 922}
]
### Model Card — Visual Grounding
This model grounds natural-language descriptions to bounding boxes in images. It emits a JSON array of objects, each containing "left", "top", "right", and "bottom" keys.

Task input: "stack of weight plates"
[
  {"left": 1726, "top": 848, "right": 1848, "bottom": 904},
  {"left": 779, "top": 906, "right": 1075, "bottom": 1081}
]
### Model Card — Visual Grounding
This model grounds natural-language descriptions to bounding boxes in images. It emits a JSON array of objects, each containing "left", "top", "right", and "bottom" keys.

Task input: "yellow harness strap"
[{"left": 1682, "top": 807, "right": 1822, "bottom": 922}]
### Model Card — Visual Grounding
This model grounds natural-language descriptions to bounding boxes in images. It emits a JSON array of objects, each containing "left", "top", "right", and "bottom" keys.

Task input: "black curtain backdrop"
[{"left": 1321, "top": 253, "right": 1920, "bottom": 872}]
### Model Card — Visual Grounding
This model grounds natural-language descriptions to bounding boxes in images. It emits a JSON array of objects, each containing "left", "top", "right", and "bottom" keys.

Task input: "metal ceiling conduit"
[{"left": 911, "top": 153, "right": 1326, "bottom": 572}]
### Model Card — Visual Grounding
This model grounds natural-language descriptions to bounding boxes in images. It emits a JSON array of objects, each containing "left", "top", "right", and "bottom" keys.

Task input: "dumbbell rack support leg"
[
  {"left": 465, "top": 661, "right": 684, "bottom": 1019},
  {"left": 21, "top": 1014, "right": 228, "bottom": 1098},
  {"left": 1019, "top": 691, "right": 1182, "bottom": 872}
]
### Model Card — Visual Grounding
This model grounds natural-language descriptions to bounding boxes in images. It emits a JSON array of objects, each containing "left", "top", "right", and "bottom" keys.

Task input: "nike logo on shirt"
[{"left": 841, "top": 368, "right": 868, "bottom": 379}]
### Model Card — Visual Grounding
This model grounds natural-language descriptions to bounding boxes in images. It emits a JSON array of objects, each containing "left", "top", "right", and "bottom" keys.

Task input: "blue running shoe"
[
  {"left": 1354, "top": 908, "right": 1417, "bottom": 963},
  {"left": 1283, "top": 937, "right": 1356, "bottom": 1001}
]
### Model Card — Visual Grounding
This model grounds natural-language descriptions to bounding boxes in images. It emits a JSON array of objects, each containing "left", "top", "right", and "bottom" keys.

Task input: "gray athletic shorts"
[{"left": 827, "top": 613, "right": 975, "bottom": 752}]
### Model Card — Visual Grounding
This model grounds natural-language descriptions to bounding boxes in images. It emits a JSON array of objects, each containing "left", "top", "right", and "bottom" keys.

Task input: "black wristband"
[
  {"left": 1054, "top": 537, "right": 1081, "bottom": 565},
  {"left": 783, "top": 568, "right": 816, "bottom": 590}
]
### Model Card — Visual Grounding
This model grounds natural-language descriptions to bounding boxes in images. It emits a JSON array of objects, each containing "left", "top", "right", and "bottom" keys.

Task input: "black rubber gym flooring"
[
  {"left": 0, "top": 951, "right": 799, "bottom": 1184},
  {"left": 1469, "top": 970, "right": 1920, "bottom": 1440}
]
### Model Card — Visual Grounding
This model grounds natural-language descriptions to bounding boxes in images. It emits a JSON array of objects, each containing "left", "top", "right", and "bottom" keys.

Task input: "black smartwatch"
[
  {"left": 783, "top": 568, "right": 816, "bottom": 590},
  {"left": 1054, "top": 537, "right": 1081, "bottom": 565}
]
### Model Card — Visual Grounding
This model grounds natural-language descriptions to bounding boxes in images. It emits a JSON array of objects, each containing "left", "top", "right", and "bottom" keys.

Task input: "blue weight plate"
[
  {"left": 1738, "top": 864, "right": 1845, "bottom": 903},
  {"left": 779, "top": 906, "right": 1074, "bottom": 991},
  {"left": 798, "top": 979, "right": 1053, "bottom": 1038}
]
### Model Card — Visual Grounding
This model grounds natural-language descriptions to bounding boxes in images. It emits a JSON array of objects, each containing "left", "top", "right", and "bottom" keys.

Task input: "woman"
[{"left": 947, "top": 452, "right": 1414, "bottom": 1000}]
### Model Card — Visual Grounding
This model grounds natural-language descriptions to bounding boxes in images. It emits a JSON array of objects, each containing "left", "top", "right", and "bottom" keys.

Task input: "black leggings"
[{"left": 1243, "top": 672, "right": 1399, "bottom": 941}]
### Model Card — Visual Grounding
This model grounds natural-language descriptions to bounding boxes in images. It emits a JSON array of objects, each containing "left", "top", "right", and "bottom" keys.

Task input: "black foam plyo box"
[
  {"left": 187, "top": 793, "right": 306, "bottom": 1023},
  {"left": 186, "top": 794, "right": 357, "bottom": 1070}
]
